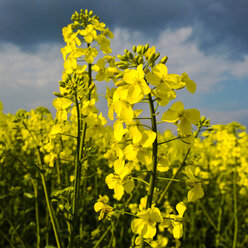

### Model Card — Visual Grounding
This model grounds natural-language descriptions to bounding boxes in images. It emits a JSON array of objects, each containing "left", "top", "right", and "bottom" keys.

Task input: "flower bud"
[
  {"left": 155, "top": 52, "right": 160, "bottom": 61},
  {"left": 89, "top": 10, "right": 93, "bottom": 16},
  {"left": 148, "top": 53, "right": 156, "bottom": 63},
  {"left": 128, "top": 51, "right": 133, "bottom": 60},
  {"left": 160, "top": 56, "right": 168, "bottom": 64},
  {"left": 138, "top": 57, "right": 144, "bottom": 64},
  {"left": 144, "top": 44, "right": 149, "bottom": 52},
  {"left": 53, "top": 92, "right": 64, "bottom": 98},
  {"left": 136, "top": 45, "right": 143, "bottom": 54}
]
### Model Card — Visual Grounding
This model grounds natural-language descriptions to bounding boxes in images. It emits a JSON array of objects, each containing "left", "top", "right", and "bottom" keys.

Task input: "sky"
[{"left": 0, "top": 0, "right": 248, "bottom": 128}]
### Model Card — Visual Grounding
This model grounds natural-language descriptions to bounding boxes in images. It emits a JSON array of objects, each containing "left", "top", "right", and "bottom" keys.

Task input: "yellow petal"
[
  {"left": 187, "top": 183, "right": 204, "bottom": 202},
  {"left": 185, "top": 109, "right": 200, "bottom": 125},
  {"left": 176, "top": 202, "right": 186, "bottom": 217},
  {"left": 182, "top": 72, "right": 197, "bottom": 94}
]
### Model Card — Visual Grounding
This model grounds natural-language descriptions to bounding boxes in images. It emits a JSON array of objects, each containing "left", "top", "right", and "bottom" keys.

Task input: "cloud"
[
  {"left": 0, "top": 0, "right": 247, "bottom": 60},
  {"left": 0, "top": 25, "right": 247, "bottom": 127},
  {"left": 0, "top": 43, "right": 63, "bottom": 89},
  {"left": 0, "top": 43, "right": 63, "bottom": 113},
  {"left": 154, "top": 27, "right": 248, "bottom": 92}
]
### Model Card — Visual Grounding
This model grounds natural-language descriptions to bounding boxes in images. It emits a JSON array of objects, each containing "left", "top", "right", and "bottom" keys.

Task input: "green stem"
[
  {"left": 156, "top": 126, "right": 201, "bottom": 207},
  {"left": 70, "top": 92, "right": 82, "bottom": 248},
  {"left": 24, "top": 122, "right": 61, "bottom": 248},
  {"left": 198, "top": 201, "right": 218, "bottom": 231},
  {"left": 93, "top": 226, "right": 111, "bottom": 248},
  {"left": 215, "top": 195, "right": 224, "bottom": 247},
  {"left": 140, "top": 93, "right": 158, "bottom": 248},
  {"left": 156, "top": 148, "right": 191, "bottom": 207},
  {"left": 40, "top": 173, "right": 61, "bottom": 248},
  {"left": 70, "top": 56, "right": 92, "bottom": 247},
  {"left": 36, "top": 147, "right": 61, "bottom": 248},
  {"left": 1, "top": 207, "right": 27, "bottom": 248},
  {"left": 0, "top": 229, "right": 16, "bottom": 248},
  {"left": 32, "top": 176, "right": 41, "bottom": 248},
  {"left": 233, "top": 150, "right": 238, "bottom": 248},
  {"left": 146, "top": 93, "right": 158, "bottom": 208}
]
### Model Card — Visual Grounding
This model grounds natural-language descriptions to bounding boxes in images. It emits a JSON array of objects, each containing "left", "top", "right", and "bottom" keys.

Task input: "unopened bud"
[
  {"left": 144, "top": 44, "right": 149, "bottom": 52},
  {"left": 138, "top": 57, "right": 144, "bottom": 64},
  {"left": 160, "top": 56, "right": 168, "bottom": 64},
  {"left": 155, "top": 52, "right": 160, "bottom": 60},
  {"left": 128, "top": 51, "right": 133, "bottom": 60},
  {"left": 54, "top": 92, "right": 64, "bottom": 98},
  {"left": 136, "top": 45, "right": 143, "bottom": 54},
  {"left": 89, "top": 10, "right": 93, "bottom": 16},
  {"left": 132, "top": 45, "right": 137, "bottom": 53},
  {"left": 148, "top": 53, "right": 156, "bottom": 62},
  {"left": 116, "top": 73, "right": 124, "bottom": 79},
  {"left": 144, "top": 68, "right": 150, "bottom": 74}
]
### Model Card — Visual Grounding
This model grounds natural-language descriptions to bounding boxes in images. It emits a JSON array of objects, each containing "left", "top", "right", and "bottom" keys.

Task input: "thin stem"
[
  {"left": 1, "top": 207, "right": 27, "bottom": 248},
  {"left": 114, "top": 210, "right": 138, "bottom": 218},
  {"left": 233, "top": 145, "right": 238, "bottom": 248},
  {"left": 23, "top": 122, "right": 61, "bottom": 248},
  {"left": 93, "top": 226, "right": 111, "bottom": 248},
  {"left": 31, "top": 176, "right": 41, "bottom": 248},
  {"left": 157, "top": 136, "right": 181, "bottom": 145},
  {"left": 133, "top": 117, "right": 152, "bottom": 120},
  {"left": 0, "top": 229, "right": 16, "bottom": 248},
  {"left": 70, "top": 51, "right": 92, "bottom": 247},
  {"left": 140, "top": 92, "right": 158, "bottom": 248},
  {"left": 157, "top": 177, "right": 181, "bottom": 182},
  {"left": 156, "top": 148, "right": 191, "bottom": 207},
  {"left": 145, "top": 93, "right": 158, "bottom": 209},
  {"left": 37, "top": 149, "right": 62, "bottom": 248},
  {"left": 132, "top": 177, "right": 150, "bottom": 186},
  {"left": 198, "top": 201, "right": 218, "bottom": 231},
  {"left": 70, "top": 91, "right": 82, "bottom": 248},
  {"left": 156, "top": 126, "right": 202, "bottom": 207}
]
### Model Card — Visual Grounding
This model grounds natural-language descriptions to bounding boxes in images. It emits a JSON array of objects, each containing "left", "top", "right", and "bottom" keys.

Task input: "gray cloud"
[{"left": 0, "top": 0, "right": 247, "bottom": 59}]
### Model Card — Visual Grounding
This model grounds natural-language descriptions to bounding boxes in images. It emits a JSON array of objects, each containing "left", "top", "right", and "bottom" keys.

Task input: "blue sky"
[{"left": 0, "top": 0, "right": 248, "bottom": 127}]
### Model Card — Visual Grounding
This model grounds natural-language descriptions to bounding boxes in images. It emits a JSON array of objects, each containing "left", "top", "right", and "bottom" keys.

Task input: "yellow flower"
[
  {"left": 62, "top": 24, "right": 81, "bottom": 46},
  {"left": 162, "top": 202, "right": 186, "bottom": 239},
  {"left": 94, "top": 195, "right": 113, "bottom": 220},
  {"left": 181, "top": 72, "right": 197, "bottom": 94},
  {"left": 183, "top": 166, "right": 204, "bottom": 202},
  {"left": 123, "top": 64, "right": 151, "bottom": 104},
  {"left": 84, "top": 47, "right": 98, "bottom": 64},
  {"left": 162, "top": 101, "right": 200, "bottom": 135},
  {"left": 79, "top": 24, "right": 97, "bottom": 43},
  {"left": 105, "top": 159, "right": 134, "bottom": 200},
  {"left": 146, "top": 63, "right": 184, "bottom": 106},
  {"left": 131, "top": 207, "right": 163, "bottom": 239},
  {"left": 95, "top": 34, "right": 112, "bottom": 54}
]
